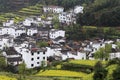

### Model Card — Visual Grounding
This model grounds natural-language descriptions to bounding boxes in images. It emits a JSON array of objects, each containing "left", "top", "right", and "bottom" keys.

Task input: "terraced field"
[
  {"left": 36, "top": 70, "right": 87, "bottom": 78},
  {"left": 19, "top": 4, "right": 43, "bottom": 16}
]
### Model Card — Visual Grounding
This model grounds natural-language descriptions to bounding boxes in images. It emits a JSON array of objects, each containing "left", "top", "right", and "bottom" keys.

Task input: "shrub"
[
  {"left": 61, "top": 63, "right": 93, "bottom": 73},
  {"left": 107, "top": 58, "right": 120, "bottom": 66}
]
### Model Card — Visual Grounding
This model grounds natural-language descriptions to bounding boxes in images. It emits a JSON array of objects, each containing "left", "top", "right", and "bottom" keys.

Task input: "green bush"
[
  {"left": 107, "top": 58, "right": 120, "bottom": 66},
  {"left": 61, "top": 63, "right": 93, "bottom": 73}
]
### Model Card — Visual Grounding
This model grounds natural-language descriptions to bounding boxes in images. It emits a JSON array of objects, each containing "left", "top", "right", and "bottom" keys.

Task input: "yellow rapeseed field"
[
  {"left": 0, "top": 75, "right": 16, "bottom": 80},
  {"left": 69, "top": 60, "right": 107, "bottom": 66},
  {"left": 36, "top": 70, "right": 87, "bottom": 77}
]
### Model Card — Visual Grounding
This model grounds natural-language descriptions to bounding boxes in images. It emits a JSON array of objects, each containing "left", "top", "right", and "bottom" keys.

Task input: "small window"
[
  {"left": 31, "top": 58, "right": 34, "bottom": 61},
  {"left": 31, "top": 64, "right": 34, "bottom": 67},
  {"left": 43, "top": 57, "right": 45, "bottom": 60},
  {"left": 37, "top": 57, "right": 40, "bottom": 59},
  {"left": 37, "top": 62, "right": 40, "bottom": 64},
  {"left": 37, "top": 52, "right": 40, "bottom": 54},
  {"left": 43, "top": 52, "right": 45, "bottom": 55},
  {"left": 31, "top": 53, "right": 34, "bottom": 55},
  {"left": 92, "top": 49, "right": 94, "bottom": 51}
]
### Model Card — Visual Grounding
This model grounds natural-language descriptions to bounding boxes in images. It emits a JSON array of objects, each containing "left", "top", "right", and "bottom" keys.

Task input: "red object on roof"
[{"left": 31, "top": 48, "right": 38, "bottom": 51}]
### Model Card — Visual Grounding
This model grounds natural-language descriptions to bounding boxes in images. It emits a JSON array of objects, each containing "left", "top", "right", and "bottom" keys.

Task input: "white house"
[
  {"left": 0, "top": 36, "right": 14, "bottom": 50},
  {"left": 0, "top": 27, "right": 26, "bottom": 38},
  {"left": 74, "top": 6, "right": 84, "bottom": 14},
  {"left": 61, "top": 51, "right": 86, "bottom": 60},
  {"left": 2, "top": 47, "right": 22, "bottom": 66},
  {"left": 14, "top": 42, "right": 47, "bottom": 68},
  {"left": 46, "top": 47, "right": 62, "bottom": 57},
  {"left": 110, "top": 52, "right": 120, "bottom": 59},
  {"left": 23, "top": 18, "right": 39, "bottom": 26},
  {"left": 49, "top": 29, "right": 65, "bottom": 39},
  {"left": 43, "top": 6, "right": 64, "bottom": 13},
  {"left": 59, "top": 12, "right": 76, "bottom": 24},
  {"left": 15, "top": 28, "right": 26, "bottom": 37},
  {"left": 0, "top": 27, "right": 15, "bottom": 37},
  {"left": 27, "top": 28, "right": 38, "bottom": 36},
  {"left": 3, "top": 20, "right": 14, "bottom": 26}
]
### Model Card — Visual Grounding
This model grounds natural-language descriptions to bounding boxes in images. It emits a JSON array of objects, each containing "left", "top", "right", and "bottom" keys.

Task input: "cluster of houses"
[
  {"left": 0, "top": 5, "right": 120, "bottom": 69},
  {"left": 43, "top": 5, "right": 84, "bottom": 25}
]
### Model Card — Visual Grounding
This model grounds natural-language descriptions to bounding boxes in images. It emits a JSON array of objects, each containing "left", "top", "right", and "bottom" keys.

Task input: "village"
[{"left": 0, "top": 5, "right": 120, "bottom": 69}]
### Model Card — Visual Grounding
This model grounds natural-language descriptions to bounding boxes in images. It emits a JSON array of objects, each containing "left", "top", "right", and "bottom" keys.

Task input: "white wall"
[
  {"left": 74, "top": 6, "right": 84, "bottom": 14},
  {"left": 43, "top": 6, "right": 64, "bottom": 13},
  {"left": 0, "top": 38, "right": 13, "bottom": 50},
  {"left": 59, "top": 12, "right": 75, "bottom": 24},
  {"left": 62, "top": 51, "right": 86, "bottom": 60},
  {"left": 15, "top": 29, "right": 26, "bottom": 37},
  {"left": 110, "top": 52, "right": 120, "bottom": 59},
  {"left": 49, "top": 29, "right": 65, "bottom": 39},
  {"left": 15, "top": 46, "right": 47, "bottom": 68},
  {"left": 3, "top": 20, "right": 14, "bottom": 26},
  {"left": 27, "top": 28, "right": 38, "bottom": 36}
]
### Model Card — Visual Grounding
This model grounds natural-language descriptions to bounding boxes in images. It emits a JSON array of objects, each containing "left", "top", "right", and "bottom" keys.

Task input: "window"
[
  {"left": 37, "top": 62, "right": 40, "bottom": 64},
  {"left": 37, "top": 52, "right": 40, "bottom": 54},
  {"left": 43, "top": 57, "right": 45, "bottom": 60},
  {"left": 31, "top": 64, "right": 34, "bottom": 67},
  {"left": 43, "top": 52, "right": 45, "bottom": 55},
  {"left": 37, "top": 57, "right": 40, "bottom": 59},
  {"left": 31, "top": 53, "right": 34, "bottom": 55},
  {"left": 31, "top": 58, "right": 34, "bottom": 61},
  {"left": 92, "top": 49, "right": 94, "bottom": 51}
]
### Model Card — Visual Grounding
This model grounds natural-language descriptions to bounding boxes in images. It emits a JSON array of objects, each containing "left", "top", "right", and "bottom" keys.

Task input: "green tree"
[
  {"left": 18, "top": 63, "right": 26, "bottom": 80},
  {"left": 116, "top": 42, "right": 120, "bottom": 51},
  {"left": 94, "top": 44, "right": 112, "bottom": 60},
  {"left": 94, "top": 47, "right": 105, "bottom": 60},
  {"left": 77, "top": 0, "right": 120, "bottom": 27},
  {"left": 113, "top": 66, "right": 120, "bottom": 80},
  {"left": 93, "top": 61, "right": 108, "bottom": 80},
  {"left": 37, "top": 41, "right": 48, "bottom": 48},
  {"left": 105, "top": 44, "right": 112, "bottom": 60},
  {"left": 0, "top": 56, "right": 7, "bottom": 71}
]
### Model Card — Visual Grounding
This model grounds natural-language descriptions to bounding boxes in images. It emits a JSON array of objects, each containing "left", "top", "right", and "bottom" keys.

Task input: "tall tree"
[
  {"left": 0, "top": 56, "right": 7, "bottom": 71},
  {"left": 93, "top": 61, "right": 108, "bottom": 80},
  {"left": 94, "top": 47, "right": 105, "bottom": 60},
  {"left": 113, "top": 66, "right": 120, "bottom": 80}
]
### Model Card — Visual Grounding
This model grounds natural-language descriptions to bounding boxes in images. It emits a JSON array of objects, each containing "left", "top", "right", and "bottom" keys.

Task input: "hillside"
[
  {"left": 77, "top": 0, "right": 120, "bottom": 27},
  {"left": 0, "top": 0, "right": 94, "bottom": 12}
]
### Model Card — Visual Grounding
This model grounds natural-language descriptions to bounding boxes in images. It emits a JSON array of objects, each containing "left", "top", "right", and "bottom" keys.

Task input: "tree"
[
  {"left": 105, "top": 44, "right": 112, "bottom": 60},
  {"left": 116, "top": 42, "right": 120, "bottom": 51},
  {"left": 93, "top": 61, "right": 108, "bottom": 80},
  {"left": 0, "top": 56, "right": 7, "bottom": 71},
  {"left": 77, "top": 0, "right": 120, "bottom": 27},
  {"left": 94, "top": 44, "right": 112, "bottom": 60},
  {"left": 18, "top": 63, "right": 26, "bottom": 80},
  {"left": 113, "top": 66, "right": 120, "bottom": 80},
  {"left": 94, "top": 47, "right": 105, "bottom": 60},
  {"left": 37, "top": 41, "right": 48, "bottom": 48}
]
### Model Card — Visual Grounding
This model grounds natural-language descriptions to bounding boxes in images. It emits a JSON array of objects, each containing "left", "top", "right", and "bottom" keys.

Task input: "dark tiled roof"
[
  {"left": 7, "top": 57, "right": 22, "bottom": 62},
  {"left": 5, "top": 47, "right": 19, "bottom": 55},
  {"left": 24, "top": 26, "right": 37, "bottom": 29},
  {"left": 54, "top": 36, "right": 64, "bottom": 41},
  {"left": 37, "top": 27, "right": 50, "bottom": 31}
]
